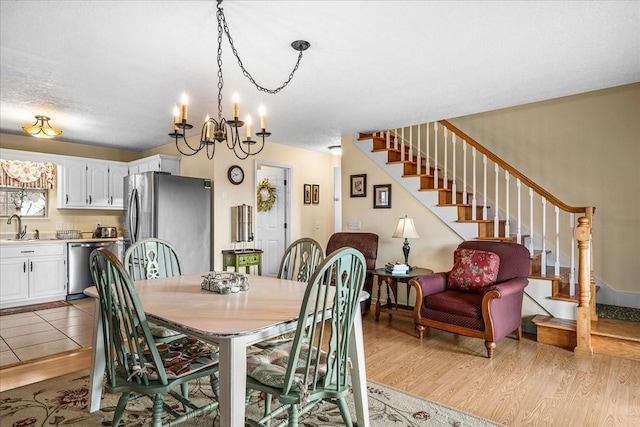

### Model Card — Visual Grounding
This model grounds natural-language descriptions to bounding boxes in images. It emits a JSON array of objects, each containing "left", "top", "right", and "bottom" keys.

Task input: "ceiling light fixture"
[
  {"left": 328, "top": 145, "right": 342, "bottom": 155},
  {"left": 22, "top": 115, "right": 62, "bottom": 138},
  {"left": 169, "top": 0, "right": 310, "bottom": 160}
]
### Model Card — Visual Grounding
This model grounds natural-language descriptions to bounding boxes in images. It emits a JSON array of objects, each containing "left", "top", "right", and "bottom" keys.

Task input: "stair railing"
[{"left": 371, "top": 120, "right": 595, "bottom": 321}]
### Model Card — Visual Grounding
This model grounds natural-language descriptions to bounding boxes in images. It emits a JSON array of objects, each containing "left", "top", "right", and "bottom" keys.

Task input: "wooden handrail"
[{"left": 439, "top": 120, "right": 593, "bottom": 215}]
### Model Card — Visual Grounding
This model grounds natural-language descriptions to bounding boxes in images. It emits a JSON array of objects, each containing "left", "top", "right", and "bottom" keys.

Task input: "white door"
[{"left": 255, "top": 165, "right": 289, "bottom": 276}]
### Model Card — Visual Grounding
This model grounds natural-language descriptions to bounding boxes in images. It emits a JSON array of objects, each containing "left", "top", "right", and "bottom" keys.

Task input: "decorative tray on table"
[{"left": 201, "top": 272, "right": 249, "bottom": 294}]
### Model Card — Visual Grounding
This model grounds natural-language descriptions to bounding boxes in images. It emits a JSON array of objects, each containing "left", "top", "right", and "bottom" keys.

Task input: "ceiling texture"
[{"left": 1, "top": 1, "right": 639, "bottom": 154}]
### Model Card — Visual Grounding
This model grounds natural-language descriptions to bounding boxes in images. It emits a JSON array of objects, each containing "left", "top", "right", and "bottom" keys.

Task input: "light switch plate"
[{"left": 347, "top": 221, "right": 361, "bottom": 230}]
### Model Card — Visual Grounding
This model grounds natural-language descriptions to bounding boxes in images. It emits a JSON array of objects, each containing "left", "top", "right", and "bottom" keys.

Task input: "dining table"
[{"left": 84, "top": 272, "right": 370, "bottom": 427}]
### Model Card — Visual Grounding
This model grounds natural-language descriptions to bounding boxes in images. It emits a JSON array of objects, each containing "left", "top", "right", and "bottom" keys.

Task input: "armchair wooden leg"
[
  {"left": 516, "top": 326, "right": 522, "bottom": 340},
  {"left": 484, "top": 341, "right": 496, "bottom": 358},
  {"left": 416, "top": 324, "right": 425, "bottom": 339}
]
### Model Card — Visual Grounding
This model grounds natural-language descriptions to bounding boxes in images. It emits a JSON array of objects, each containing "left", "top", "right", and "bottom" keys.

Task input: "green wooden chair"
[
  {"left": 277, "top": 237, "right": 325, "bottom": 283},
  {"left": 124, "top": 238, "right": 187, "bottom": 343},
  {"left": 245, "top": 247, "right": 366, "bottom": 427},
  {"left": 89, "top": 247, "right": 219, "bottom": 427}
]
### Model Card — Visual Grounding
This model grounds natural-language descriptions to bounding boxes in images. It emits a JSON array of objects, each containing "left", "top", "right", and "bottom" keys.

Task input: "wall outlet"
[{"left": 96, "top": 222, "right": 101, "bottom": 228}]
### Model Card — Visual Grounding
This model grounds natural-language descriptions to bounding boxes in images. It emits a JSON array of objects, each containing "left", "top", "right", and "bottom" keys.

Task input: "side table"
[
  {"left": 222, "top": 249, "right": 263, "bottom": 275},
  {"left": 374, "top": 267, "right": 433, "bottom": 321}
]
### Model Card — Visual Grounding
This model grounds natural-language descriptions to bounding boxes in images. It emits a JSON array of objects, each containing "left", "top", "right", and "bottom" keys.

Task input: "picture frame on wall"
[
  {"left": 350, "top": 174, "right": 367, "bottom": 197},
  {"left": 304, "top": 184, "right": 312, "bottom": 204},
  {"left": 373, "top": 184, "right": 392, "bottom": 209},
  {"left": 312, "top": 185, "right": 319, "bottom": 204}
]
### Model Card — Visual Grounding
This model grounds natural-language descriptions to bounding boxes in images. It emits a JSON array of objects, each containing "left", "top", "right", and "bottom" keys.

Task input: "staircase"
[{"left": 357, "top": 120, "right": 639, "bottom": 361}]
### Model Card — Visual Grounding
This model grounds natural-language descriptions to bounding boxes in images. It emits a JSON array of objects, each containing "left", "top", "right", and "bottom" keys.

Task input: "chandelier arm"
[{"left": 218, "top": 2, "right": 306, "bottom": 94}]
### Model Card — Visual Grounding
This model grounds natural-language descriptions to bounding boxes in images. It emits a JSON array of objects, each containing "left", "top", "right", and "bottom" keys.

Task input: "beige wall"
[
  {"left": 340, "top": 134, "right": 462, "bottom": 275},
  {"left": 0, "top": 133, "right": 337, "bottom": 269},
  {"left": 448, "top": 83, "right": 639, "bottom": 295}
]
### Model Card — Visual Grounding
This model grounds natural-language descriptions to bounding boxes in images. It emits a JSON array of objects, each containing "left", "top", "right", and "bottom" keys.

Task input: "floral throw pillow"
[{"left": 447, "top": 248, "right": 500, "bottom": 294}]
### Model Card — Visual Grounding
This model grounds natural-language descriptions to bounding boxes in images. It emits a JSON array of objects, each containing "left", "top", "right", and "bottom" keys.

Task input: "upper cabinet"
[
  {"left": 128, "top": 155, "right": 180, "bottom": 176},
  {"left": 1, "top": 149, "right": 180, "bottom": 211}
]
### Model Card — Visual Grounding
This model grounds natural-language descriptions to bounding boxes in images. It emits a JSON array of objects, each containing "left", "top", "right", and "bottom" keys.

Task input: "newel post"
[{"left": 574, "top": 216, "right": 593, "bottom": 355}]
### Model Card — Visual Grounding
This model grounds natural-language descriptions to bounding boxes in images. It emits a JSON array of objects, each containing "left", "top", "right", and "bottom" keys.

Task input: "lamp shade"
[
  {"left": 22, "top": 115, "right": 62, "bottom": 138},
  {"left": 392, "top": 216, "right": 420, "bottom": 239}
]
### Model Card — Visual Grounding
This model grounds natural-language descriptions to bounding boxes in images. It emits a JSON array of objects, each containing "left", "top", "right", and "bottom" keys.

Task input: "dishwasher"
[{"left": 67, "top": 241, "right": 116, "bottom": 300}]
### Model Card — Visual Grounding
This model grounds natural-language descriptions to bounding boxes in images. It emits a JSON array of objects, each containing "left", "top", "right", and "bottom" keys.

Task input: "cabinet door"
[
  {"left": 29, "top": 255, "right": 67, "bottom": 298},
  {"left": 0, "top": 257, "right": 29, "bottom": 303},
  {"left": 62, "top": 159, "right": 87, "bottom": 207},
  {"left": 87, "top": 161, "right": 110, "bottom": 207},
  {"left": 109, "top": 164, "right": 128, "bottom": 209}
]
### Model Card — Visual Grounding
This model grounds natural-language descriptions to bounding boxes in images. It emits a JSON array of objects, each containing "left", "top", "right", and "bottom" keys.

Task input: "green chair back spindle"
[
  {"left": 277, "top": 237, "right": 325, "bottom": 282},
  {"left": 89, "top": 247, "right": 219, "bottom": 427},
  {"left": 246, "top": 247, "right": 366, "bottom": 427},
  {"left": 124, "top": 238, "right": 182, "bottom": 281}
]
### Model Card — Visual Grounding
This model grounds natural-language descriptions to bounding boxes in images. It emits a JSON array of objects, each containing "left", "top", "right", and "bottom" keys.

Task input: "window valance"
[{"left": 0, "top": 160, "right": 56, "bottom": 189}]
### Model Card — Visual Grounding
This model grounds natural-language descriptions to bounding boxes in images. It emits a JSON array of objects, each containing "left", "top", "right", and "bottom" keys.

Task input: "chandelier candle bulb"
[
  {"left": 181, "top": 92, "right": 188, "bottom": 122},
  {"left": 232, "top": 93, "right": 239, "bottom": 119},
  {"left": 173, "top": 106, "right": 180, "bottom": 130},
  {"left": 259, "top": 105, "right": 266, "bottom": 130},
  {"left": 205, "top": 115, "right": 211, "bottom": 139},
  {"left": 245, "top": 116, "right": 252, "bottom": 138}
]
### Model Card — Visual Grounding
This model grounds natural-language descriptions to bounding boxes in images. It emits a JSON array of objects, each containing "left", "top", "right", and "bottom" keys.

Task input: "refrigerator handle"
[{"left": 128, "top": 188, "right": 140, "bottom": 243}]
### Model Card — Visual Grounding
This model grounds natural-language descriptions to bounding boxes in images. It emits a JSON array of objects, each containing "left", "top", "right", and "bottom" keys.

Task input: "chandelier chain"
[
  {"left": 216, "top": 8, "right": 225, "bottom": 120},
  {"left": 218, "top": 2, "right": 304, "bottom": 95}
]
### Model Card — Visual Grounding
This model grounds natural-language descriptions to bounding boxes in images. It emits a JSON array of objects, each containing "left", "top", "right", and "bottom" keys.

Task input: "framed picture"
[
  {"left": 303, "top": 184, "right": 312, "bottom": 204},
  {"left": 350, "top": 174, "right": 367, "bottom": 197},
  {"left": 373, "top": 184, "right": 392, "bottom": 209},
  {"left": 312, "top": 184, "right": 319, "bottom": 204}
]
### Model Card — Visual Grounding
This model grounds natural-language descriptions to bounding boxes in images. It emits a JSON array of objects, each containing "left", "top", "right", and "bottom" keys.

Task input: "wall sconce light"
[
  {"left": 328, "top": 145, "right": 342, "bottom": 155},
  {"left": 22, "top": 115, "right": 62, "bottom": 138}
]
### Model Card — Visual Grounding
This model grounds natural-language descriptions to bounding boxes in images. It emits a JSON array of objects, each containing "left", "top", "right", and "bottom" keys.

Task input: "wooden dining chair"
[
  {"left": 277, "top": 237, "right": 325, "bottom": 282},
  {"left": 124, "top": 238, "right": 187, "bottom": 343},
  {"left": 245, "top": 247, "right": 366, "bottom": 427},
  {"left": 89, "top": 247, "right": 219, "bottom": 427}
]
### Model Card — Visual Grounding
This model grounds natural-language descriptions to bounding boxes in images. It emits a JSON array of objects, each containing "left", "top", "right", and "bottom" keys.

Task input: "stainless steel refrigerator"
[{"left": 124, "top": 171, "right": 211, "bottom": 274}]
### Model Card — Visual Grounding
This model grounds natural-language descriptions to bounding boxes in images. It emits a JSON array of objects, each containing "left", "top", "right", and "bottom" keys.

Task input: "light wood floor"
[{"left": 1, "top": 313, "right": 638, "bottom": 426}]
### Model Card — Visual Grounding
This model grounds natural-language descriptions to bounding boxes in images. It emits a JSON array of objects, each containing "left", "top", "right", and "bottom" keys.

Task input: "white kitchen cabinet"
[
  {"left": 0, "top": 243, "right": 67, "bottom": 309},
  {"left": 58, "top": 159, "right": 128, "bottom": 209},
  {"left": 128, "top": 154, "right": 180, "bottom": 176}
]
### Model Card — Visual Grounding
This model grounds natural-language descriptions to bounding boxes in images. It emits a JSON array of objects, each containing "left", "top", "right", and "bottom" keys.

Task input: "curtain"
[{"left": 0, "top": 160, "right": 56, "bottom": 189}]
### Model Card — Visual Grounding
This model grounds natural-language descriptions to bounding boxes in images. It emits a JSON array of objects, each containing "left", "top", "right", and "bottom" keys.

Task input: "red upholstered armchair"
[
  {"left": 327, "top": 232, "right": 379, "bottom": 315},
  {"left": 409, "top": 240, "right": 530, "bottom": 358}
]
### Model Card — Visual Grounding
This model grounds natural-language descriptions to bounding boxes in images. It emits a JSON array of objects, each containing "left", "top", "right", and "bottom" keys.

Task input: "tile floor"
[{"left": 0, "top": 298, "right": 95, "bottom": 368}]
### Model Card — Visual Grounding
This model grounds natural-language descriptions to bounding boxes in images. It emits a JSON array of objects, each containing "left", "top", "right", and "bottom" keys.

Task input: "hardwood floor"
[{"left": 1, "top": 313, "right": 638, "bottom": 426}]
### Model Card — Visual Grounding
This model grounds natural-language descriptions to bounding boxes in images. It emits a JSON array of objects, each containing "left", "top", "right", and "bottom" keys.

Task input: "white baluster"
[
  {"left": 541, "top": 197, "right": 547, "bottom": 274},
  {"left": 401, "top": 127, "right": 405, "bottom": 162},
  {"left": 462, "top": 140, "right": 468, "bottom": 207},
  {"left": 504, "top": 171, "right": 510, "bottom": 238},
  {"left": 482, "top": 154, "right": 488, "bottom": 220},
  {"left": 416, "top": 124, "right": 421, "bottom": 174},
  {"left": 385, "top": 130, "right": 390, "bottom": 149},
  {"left": 472, "top": 146, "right": 477, "bottom": 221},
  {"left": 451, "top": 134, "right": 457, "bottom": 200},
  {"left": 426, "top": 122, "right": 431, "bottom": 174},
  {"left": 434, "top": 122, "right": 439, "bottom": 189},
  {"left": 529, "top": 188, "right": 534, "bottom": 255},
  {"left": 569, "top": 212, "right": 576, "bottom": 295},
  {"left": 494, "top": 163, "right": 499, "bottom": 238},
  {"left": 443, "top": 129, "right": 448, "bottom": 189},
  {"left": 516, "top": 179, "right": 522, "bottom": 245},
  {"left": 394, "top": 128, "right": 398, "bottom": 151},
  {"left": 409, "top": 126, "right": 413, "bottom": 163},
  {"left": 554, "top": 206, "right": 560, "bottom": 276}
]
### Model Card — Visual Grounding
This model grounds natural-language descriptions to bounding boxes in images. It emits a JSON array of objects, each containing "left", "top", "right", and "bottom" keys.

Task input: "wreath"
[{"left": 257, "top": 178, "right": 277, "bottom": 212}]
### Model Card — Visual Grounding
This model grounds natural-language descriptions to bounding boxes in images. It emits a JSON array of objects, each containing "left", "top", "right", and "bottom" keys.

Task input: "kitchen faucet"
[{"left": 7, "top": 214, "right": 27, "bottom": 240}]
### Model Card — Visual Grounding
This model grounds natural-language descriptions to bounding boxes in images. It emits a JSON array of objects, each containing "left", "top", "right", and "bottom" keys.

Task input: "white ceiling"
[{"left": 1, "top": 1, "right": 638, "bottom": 154}]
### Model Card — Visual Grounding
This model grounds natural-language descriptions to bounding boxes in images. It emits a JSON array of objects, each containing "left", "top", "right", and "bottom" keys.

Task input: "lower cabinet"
[{"left": 0, "top": 243, "right": 67, "bottom": 309}]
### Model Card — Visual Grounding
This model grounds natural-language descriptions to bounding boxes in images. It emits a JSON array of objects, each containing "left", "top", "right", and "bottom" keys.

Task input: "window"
[{"left": 0, "top": 187, "right": 47, "bottom": 217}]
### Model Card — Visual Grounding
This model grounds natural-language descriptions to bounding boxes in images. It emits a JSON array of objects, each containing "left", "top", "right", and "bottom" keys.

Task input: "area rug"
[
  {"left": 0, "top": 370, "right": 499, "bottom": 426},
  {"left": 0, "top": 300, "right": 70, "bottom": 316}
]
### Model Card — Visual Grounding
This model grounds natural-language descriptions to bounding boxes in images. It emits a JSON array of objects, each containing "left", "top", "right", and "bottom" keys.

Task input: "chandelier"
[{"left": 169, "top": 0, "right": 310, "bottom": 160}]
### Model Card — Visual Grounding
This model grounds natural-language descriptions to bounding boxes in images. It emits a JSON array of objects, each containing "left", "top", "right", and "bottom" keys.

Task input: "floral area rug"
[{"left": 0, "top": 369, "right": 499, "bottom": 426}]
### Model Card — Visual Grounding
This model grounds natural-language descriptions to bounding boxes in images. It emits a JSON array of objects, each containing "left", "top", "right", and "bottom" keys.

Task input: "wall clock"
[{"left": 227, "top": 165, "right": 244, "bottom": 185}]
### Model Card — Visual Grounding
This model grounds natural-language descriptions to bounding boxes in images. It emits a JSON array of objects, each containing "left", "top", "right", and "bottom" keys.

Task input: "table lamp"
[{"left": 392, "top": 215, "right": 420, "bottom": 268}]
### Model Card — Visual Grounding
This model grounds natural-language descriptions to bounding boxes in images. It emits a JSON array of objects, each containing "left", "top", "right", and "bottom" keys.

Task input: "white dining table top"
[{"left": 85, "top": 272, "right": 320, "bottom": 338}]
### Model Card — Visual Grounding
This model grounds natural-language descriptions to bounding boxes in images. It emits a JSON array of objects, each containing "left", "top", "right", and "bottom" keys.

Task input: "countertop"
[{"left": 0, "top": 237, "right": 122, "bottom": 245}]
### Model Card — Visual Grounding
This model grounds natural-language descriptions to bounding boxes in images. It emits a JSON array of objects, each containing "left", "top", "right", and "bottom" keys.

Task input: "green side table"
[{"left": 222, "top": 249, "right": 263, "bottom": 275}]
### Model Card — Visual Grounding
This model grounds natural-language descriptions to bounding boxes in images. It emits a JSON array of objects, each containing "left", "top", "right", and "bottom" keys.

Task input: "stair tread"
[
  {"left": 532, "top": 315, "right": 576, "bottom": 331},
  {"left": 591, "top": 318, "right": 640, "bottom": 342}
]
